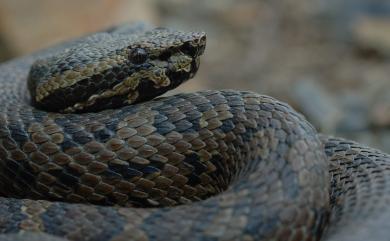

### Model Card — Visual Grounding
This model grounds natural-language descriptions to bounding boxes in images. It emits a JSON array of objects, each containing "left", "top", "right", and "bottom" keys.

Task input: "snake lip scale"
[{"left": 0, "top": 23, "right": 389, "bottom": 241}]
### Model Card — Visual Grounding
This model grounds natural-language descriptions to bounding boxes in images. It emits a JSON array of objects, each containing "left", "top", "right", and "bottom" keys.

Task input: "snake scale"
[{"left": 0, "top": 23, "right": 389, "bottom": 241}]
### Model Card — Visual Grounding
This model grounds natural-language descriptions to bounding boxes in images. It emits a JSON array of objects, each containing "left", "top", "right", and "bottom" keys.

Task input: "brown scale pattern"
[{"left": 0, "top": 25, "right": 390, "bottom": 241}]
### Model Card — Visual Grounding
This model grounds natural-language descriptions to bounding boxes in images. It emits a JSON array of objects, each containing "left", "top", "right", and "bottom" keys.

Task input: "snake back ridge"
[{"left": 0, "top": 23, "right": 389, "bottom": 241}]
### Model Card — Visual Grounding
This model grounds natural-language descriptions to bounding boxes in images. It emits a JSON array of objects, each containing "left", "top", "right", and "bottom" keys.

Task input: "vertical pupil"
[{"left": 130, "top": 48, "right": 147, "bottom": 64}]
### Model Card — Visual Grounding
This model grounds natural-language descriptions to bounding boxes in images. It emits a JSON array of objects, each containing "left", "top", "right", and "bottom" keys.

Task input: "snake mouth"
[{"left": 133, "top": 56, "right": 201, "bottom": 103}]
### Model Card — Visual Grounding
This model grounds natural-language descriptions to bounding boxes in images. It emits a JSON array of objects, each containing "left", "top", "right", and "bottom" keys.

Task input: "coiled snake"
[{"left": 0, "top": 23, "right": 389, "bottom": 241}]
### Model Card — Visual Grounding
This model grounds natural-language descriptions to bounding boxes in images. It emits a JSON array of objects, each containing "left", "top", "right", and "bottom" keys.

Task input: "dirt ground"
[{"left": 0, "top": 0, "right": 389, "bottom": 152}]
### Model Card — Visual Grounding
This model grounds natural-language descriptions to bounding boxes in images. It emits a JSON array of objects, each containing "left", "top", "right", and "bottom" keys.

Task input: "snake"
[{"left": 0, "top": 23, "right": 389, "bottom": 241}]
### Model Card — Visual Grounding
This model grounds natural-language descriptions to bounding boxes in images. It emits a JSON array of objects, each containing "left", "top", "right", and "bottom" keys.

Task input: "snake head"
[
  {"left": 28, "top": 27, "right": 206, "bottom": 113},
  {"left": 119, "top": 28, "right": 206, "bottom": 107}
]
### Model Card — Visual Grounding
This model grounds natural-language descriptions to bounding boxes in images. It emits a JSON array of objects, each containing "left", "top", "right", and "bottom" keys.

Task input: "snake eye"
[{"left": 129, "top": 48, "right": 148, "bottom": 64}]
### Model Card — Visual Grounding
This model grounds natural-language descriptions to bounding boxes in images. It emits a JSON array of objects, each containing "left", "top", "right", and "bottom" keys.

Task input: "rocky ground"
[{"left": 0, "top": 0, "right": 389, "bottom": 152}]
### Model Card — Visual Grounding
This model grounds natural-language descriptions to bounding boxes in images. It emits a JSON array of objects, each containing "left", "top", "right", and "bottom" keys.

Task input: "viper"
[{"left": 0, "top": 23, "right": 389, "bottom": 241}]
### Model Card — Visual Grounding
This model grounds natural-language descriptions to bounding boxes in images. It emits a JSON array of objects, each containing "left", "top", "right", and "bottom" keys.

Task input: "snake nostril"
[{"left": 199, "top": 35, "right": 206, "bottom": 44}]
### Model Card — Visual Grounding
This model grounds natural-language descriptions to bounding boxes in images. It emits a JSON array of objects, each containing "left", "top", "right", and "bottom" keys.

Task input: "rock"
[
  {"left": 290, "top": 79, "right": 342, "bottom": 133},
  {"left": 336, "top": 91, "right": 370, "bottom": 132},
  {"left": 370, "top": 93, "right": 390, "bottom": 128},
  {"left": 379, "top": 131, "right": 390, "bottom": 152},
  {"left": 371, "top": 101, "right": 390, "bottom": 128},
  {"left": 352, "top": 16, "right": 390, "bottom": 56}
]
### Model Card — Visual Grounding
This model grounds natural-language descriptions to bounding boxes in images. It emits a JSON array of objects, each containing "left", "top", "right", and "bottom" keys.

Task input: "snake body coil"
[{"left": 0, "top": 24, "right": 389, "bottom": 241}]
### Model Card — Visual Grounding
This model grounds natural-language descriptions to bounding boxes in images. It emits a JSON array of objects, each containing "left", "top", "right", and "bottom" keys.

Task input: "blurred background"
[{"left": 0, "top": 0, "right": 389, "bottom": 152}]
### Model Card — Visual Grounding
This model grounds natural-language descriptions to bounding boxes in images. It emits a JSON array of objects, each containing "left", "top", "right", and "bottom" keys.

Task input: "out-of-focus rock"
[
  {"left": 352, "top": 16, "right": 390, "bottom": 56},
  {"left": 372, "top": 101, "right": 390, "bottom": 128},
  {"left": 379, "top": 131, "right": 390, "bottom": 152},
  {"left": 0, "top": 35, "right": 14, "bottom": 62},
  {"left": 291, "top": 79, "right": 342, "bottom": 133},
  {"left": 336, "top": 92, "right": 370, "bottom": 132}
]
